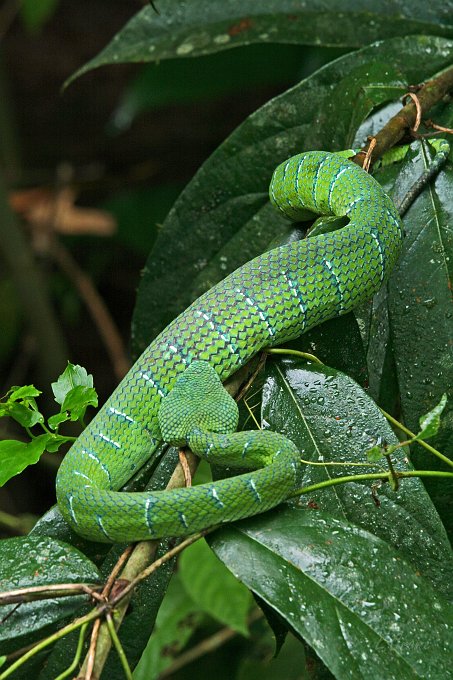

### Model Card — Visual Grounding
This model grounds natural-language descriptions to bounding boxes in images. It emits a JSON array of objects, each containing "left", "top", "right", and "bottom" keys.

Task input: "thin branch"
[
  {"left": 0, "top": 172, "right": 68, "bottom": 382},
  {"left": 354, "top": 64, "right": 453, "bottom": 165},
  {"left": 105, "top": 613, "right": 132, "bottom": 680},
  {"left": 78, "top": 450, "right": 201, "bottom": 678},
  {"left": 51, "top": 240, "right": 130, "bottom": 381},
  {"left": 381, "top": 408, "right": 453, "bottom": 468},
  {"left": 0, "top": 583, "right": 102, "bottom": 607},
  {"left": 110, "top": 530, "right": 214, "bottom": 609},
  {"left": 159, "top": 609, "right": 263, "bottom": 679},
  {"left": 291, "top": 469, "right": 453, "bottom": 498}
]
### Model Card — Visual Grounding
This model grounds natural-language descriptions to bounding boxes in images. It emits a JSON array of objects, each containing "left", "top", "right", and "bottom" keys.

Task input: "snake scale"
[{"left": 56, "top": 151, "right": 403, "bottom": 542}]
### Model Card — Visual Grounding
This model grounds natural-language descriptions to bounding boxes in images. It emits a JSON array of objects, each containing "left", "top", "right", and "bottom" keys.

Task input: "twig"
[
  {"left": 0, "top": 172, "right": 68, "bottom": 383},
  {"left": 178, "top": 449, "right": 193, "bottom": 487},
  {"left": 0, "top": 608, "right": 102, "bottom": 679},
  {"left": 159, "top": 608, "right": 263, "bottom": 678},
  {"left": 105, "top": 613, "right": 132, "bottom": 680},
  {"left": 110, "top": 530, "right": 214, "bottom": 609},
  {"left": 380, "top": 408, "right": 453, "bottom": 468},
  {"left": 402, "top": 92, "right": 422, "bottom": 132},
  {"left": 51, "top": 240, "right": 130, "bottom": 381},
  {"left": 0, "top": 509, "right": 34, "bottom": 536},
  {"left": 353, "top": 64, "right": 453, "bottom": 165},
  {"left": 0, "top": 583, "right": 102, "bottom": 607},
  {"left": 54, "top": 622, "right": 89, "bottom": 680},
  {"left": 78, "top": 450, "right": 201, "bottom": 678},
  {"left": 291, "top": 469, "right": 453, "bottom": 498},
  {"left": 85, "top": 618, "right": 102, "bottom": 680}
]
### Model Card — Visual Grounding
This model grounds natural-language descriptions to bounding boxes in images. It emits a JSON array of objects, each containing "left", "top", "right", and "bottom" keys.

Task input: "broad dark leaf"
[
  {"left": 130, "top": 37, "right": 452, "bottom": 356},
  {"left": 211, "top": 509, "right": 453, "bottom": 680},
  {"left": 261, "top": 359, "right": 453, "bottom": 599},
  {"left": 0, "top": 536, "right": 100, "bottom": 655},
  {"left": 67, "top": 1, "right": 452, "bottom": 85}
]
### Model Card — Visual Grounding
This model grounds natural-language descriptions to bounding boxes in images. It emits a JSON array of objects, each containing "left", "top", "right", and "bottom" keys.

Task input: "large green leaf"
[
  {"left": 133, "top": 575, "right": 203, "bottom": 680},
  {"left": 179, "top": 538, "right": 252, "bottom": 634},
  {"left": 131, "top": 37, "right": 453, "bottom": 355},
  {"left": 261, "top": 359, "right": 453, "bottom": 598},
  {"left": 211, "top": 508, "right": 453, "bottom": 680},
  {"left": 67, "top": 1, "right": 453, "bottom": 85},
  {"left": 387, "top": 141, "right": 453, "bottom": 533},
  {"left": 0, "top": 536, "right": 100, "bottom": 656},
  {"left": 109, "top": 44, "right": 318, "bottom": 132}
]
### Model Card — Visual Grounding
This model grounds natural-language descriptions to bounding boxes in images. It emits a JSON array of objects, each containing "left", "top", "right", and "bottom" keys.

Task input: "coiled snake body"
[{"left": 56, "top": 151, "right": 403, "bottom": 542}]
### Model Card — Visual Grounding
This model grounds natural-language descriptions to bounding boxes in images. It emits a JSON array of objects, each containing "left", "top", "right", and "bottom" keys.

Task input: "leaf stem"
[
  {"left": 105, "top": 613, "right": 132, "bottom": 680},
  {"left": 291, "top": 469, "right": 453, "bottom": 498},
  {"left": 0, "top": 609, "right": 101, "bottom": 679},
  {"left": 54, "top": 622, "right": 89, "bottom": 680},
  {"left": 266, "top": 348, "right": 323, "bottom": 364},
  {"left": 380, "top": 408, "right": 453, "bottom": 468}
]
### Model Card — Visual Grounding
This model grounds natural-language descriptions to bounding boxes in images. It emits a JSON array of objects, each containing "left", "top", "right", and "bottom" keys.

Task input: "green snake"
[{"left": 56, "top": 150, "right": 405, "bottom": 543}]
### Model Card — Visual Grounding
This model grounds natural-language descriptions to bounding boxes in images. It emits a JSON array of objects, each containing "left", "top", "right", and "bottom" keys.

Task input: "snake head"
[{"left": 158, "top": 360, "right": 239, "bottom": 446}]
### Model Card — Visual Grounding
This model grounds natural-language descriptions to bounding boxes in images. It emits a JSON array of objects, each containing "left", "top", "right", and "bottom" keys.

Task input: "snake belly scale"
[{"left": 56, "top": 151, "right": 403, "bottom": 542}]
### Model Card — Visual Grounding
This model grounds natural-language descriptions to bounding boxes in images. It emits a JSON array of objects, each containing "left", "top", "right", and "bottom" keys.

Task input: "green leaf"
[
  {"left": 51, "top": 363, "right": 94, "bottom": 406},
  {"left": 7, "top": 385, "right": 41, "bottom": 401},
  {"left": 134, "top": 575, "right": 203, "bottom": 680},
  {"left": 179, "top": 538, "right": 252, "bottom": 635},
  {"left": 7, "top": 402, "right": 44, "bottom": 428},
  {"left": 109, "top": 44, "right": 320, "bottom": 132},
  {"left": 67, "top": 1, "right": 452, "bottom": 85},
  {"left": 0, "top": 435, "right": 49, "bottom": 486},
  {"left": 366, "top": 445, "right": 386, "bottom": 462},
  {"left": 386, "top": 139, "right": 453, "bottom": 533},
  {"left": 0, "top": 535, "right": 100, "bottom": 656},
  {"left": 131, "top": 37, "right": 452, "bottom": 356},
  {"left": 47, "top": 411, "right": 70, "bottom": 431},
  {"left": 417, "top": 393, "right": 448, "bottom": 441},
  {"left": 45, "top": 434, "right": 74, "bottom": 453},
  {"left": 61, "top": 385, "right": 98, "bottom": 422},
  {"left": 211, "top": 509, "right": 453, "bottom": 680},
  {"left": 262, "top": 359, "right": 453, "bottom": 600}
]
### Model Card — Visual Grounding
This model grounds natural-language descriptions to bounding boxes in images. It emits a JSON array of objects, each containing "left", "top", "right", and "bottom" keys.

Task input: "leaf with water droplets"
[
  {"left": 385, "top": 140, "right": 453, "bottom": 535},
  {"left": 0, "top": 536, "right": 100, "bottom": 655},
  {"left": 262, "top": 358, "right": 453, "bottom": 600},
  {"left": 211, "top": 508, "right": 453, "bottom": 680},
  {"left": 66, "top": 1, "right": 452, "bottom": 86},
  {"left": 131, "top": 38, "right": 452, "bottom": 354}
]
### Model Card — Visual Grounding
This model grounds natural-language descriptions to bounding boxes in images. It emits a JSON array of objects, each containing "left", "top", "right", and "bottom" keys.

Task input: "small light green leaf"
[
  {"left": 366, "top": 445, "right": 385, "bottom": 462},
  {"left": 0, "top": 656, "right": 6, "bottom": 668},
  {"left": 48, "top": 411, "right": 70, "bottom": 430},
  {"left": 8, "top": 402, "right": 44, "bottom": 428},
  {"left": 7, "top": 385, "right": 41, "bottom": 401},
  {"left": 62, "top": 385, "right": 98, "bottom": 421},
  {"left": 51, "top": 363, "right": 94, "bottom": 405},
  {"left": 44, "top": 435, "right": 74, "bottom": 453},
  {"left": 416, "top": 393, "right": 448, "bottom": 441},
  {"left": 179, "top": 538, "right": 252, "bottom": 635},
  {"left": 0, "top": 435, "right": 49, "bottom": 486}
]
